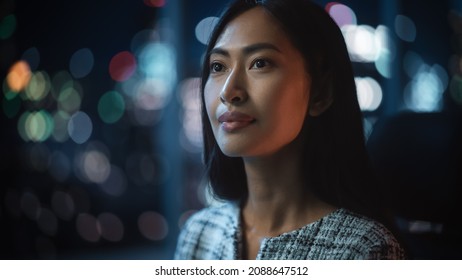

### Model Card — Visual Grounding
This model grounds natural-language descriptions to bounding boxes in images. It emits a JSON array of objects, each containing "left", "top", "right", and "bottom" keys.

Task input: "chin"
[{"left": 219, "top": 147, "right": 246, "bottom": 158}]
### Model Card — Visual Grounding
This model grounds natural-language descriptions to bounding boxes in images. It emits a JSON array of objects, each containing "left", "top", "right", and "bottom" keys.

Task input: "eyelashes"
[
  {"left": 210, "top": 61, "right": 225, "bottom": 73},
  {"left": 250, "top": 58, "right": 270, "bottom": 69},
  {"left": 209, "top": 58, "right": 273, "bottom": 73}
]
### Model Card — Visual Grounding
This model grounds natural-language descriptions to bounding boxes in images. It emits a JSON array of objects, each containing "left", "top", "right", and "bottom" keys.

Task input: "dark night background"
[{"left": 1, "top": 0, "right": 461, "bottom": 259}]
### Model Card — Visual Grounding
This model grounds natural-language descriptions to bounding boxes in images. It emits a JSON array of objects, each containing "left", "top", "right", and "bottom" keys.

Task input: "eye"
[
  {"left": 210, "top": 62, "right": 225, "bottom": 73},
  {"left": 251, "top": 59, "right": 270, "bottom": 69}
]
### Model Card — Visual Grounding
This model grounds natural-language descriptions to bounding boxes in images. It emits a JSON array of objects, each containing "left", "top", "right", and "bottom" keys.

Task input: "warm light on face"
[{"left": 204, "top": 7, "right": 311, "bottom": 158}]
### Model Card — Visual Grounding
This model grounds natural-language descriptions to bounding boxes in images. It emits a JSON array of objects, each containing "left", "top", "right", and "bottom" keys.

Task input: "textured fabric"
[{"left": 174, "top": 202, "right": 406, "bottom": 260}]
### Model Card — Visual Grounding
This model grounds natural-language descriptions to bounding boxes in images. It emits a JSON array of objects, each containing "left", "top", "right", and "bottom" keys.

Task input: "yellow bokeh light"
[{"left": 7, "top": 60, "right": 31, "bottom": 92}]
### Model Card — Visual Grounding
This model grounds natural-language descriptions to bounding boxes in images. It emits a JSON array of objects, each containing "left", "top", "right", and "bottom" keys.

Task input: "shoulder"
[
  {"left": 174, "top": 201, "right": 239, "bottom": 259},
  {"left": 319, "top": 208, "right": 405, "bottom": 259},
  {"left": 182, "top": 201, "right": 238, "bottom": 232}
]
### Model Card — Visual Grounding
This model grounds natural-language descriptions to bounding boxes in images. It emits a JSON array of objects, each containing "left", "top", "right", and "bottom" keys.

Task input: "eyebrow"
[{"left": 208, "top": 42, "right": 282, "bottom": 57}]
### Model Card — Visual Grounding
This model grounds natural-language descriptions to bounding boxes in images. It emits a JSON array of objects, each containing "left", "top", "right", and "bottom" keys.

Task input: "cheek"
[
  {"left": 264, "top": 78, "right": 310, "bottom": 135},
  {"left": 263, "top": 77, "right": 309, "bottom": 119}
]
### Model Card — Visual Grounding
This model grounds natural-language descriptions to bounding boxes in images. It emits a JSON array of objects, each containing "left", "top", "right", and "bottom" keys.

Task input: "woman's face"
[{"left": 204, "top": 7, "right": 311, "bottom": 158}]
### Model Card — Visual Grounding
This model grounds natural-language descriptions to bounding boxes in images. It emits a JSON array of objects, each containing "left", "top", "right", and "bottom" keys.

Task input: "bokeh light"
[
  {"left": 342, "top": 23, "right": 396, "bottom": 66},
  {"left": 374, "top": 25, "right": 395, "bottom": 78},
  {"left": 0, "top": 14, "right": 16, "bottom": 39},
  {"left": 17, "top": 111, "right": 31, "bottom": 141},
  {"left": 143, "top": 0, "right": 165, "bottom": 8},
  {"left": 58, "top": 86, "right": 82, "bottom": 114},
  {"left": 7, "top": 60, "right": 31, "bottom": 92},
  {"left": 24, "top": 110, "right": 54, "bottom": 142},
  {"left": 394, "top": 14, "right": 417, "bottom": 42},
  {"left": 109, "top": 51, "right": 137, "bottom": 82},
  {"left": 82, "top": 149, "right": 111, "bottom": 184},
  {"left": 5, "top": 0, "right": 455, "bottom": 261},
  {"left": 137, "top": 42, "right": 176, "bottom": 93},
  {"left": 195, "top": 17, "right": 219, "bottom": 45},
  {"left": 98, "top": 90, "right": 125, "bottom": 124},
  {"left": 133, "top": 78, "right": 169, "bottom": 111},
  {"left": 52, "top": 110, "right": 71, "bottom": 142},
  {"left": 355, "top": 77, "right": 383, "bottom": 111},
  {"left": 69, "top": 48, "right": 94, "bottom": 79},
  {"left": 17, "top": 111, "right": 54, "bottom": 142},
  {"left": 3, "top": 77, "right": 17, "bottom": 100},
  {"left": 68, "top": 111, "right": 93, "bottom": 144},
  {"left": 97, "top": 213, "right": 124, "bottom": 242},
  {"left": 73, "top": 141, "right": 112, "bottom": 184},
  {"left": 178, "top": 78, "right": 202, "bottom": 153},
  {"left": 404, "top": 64, "right": 447, "bottom": 112},
  {"left": 76, "top": 213, "right": 101, "bottom": 242},
  {"left": 130, "top": 29, "right": 160, "bottom": 54},
  {"left": 343, "top": 25, "right": 379, "bottom": 62},
  {"left": 25, "top": 71, "right": 51, "bottom": 101},
  {"left": 131, "top": 106, "right": 163, "bottom": 126},
  {"left": 138, "top": 211, "right": 168, "bottom": 241},
  {"left": 99, "top": 165, "right": 127, "bottom": 196},
  {"left": 51, "top": 71, "right": 74, "bottom": 99},
  {"left": 327, "top": 3, "right": 357, "bottom": 27}
]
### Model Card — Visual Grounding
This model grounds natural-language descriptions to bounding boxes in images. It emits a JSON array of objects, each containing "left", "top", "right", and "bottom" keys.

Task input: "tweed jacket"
[{"left": 174, "top": 202, "right": 405, "bottom": 260}]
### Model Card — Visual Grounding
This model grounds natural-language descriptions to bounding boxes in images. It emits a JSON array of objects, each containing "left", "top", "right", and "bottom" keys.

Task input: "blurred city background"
[{"left": 0, "top": 0, "right": 461, "bottom": 259}]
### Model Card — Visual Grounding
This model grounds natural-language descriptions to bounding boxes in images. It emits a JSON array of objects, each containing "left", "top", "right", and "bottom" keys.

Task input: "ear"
[{"left": 309, "top": 93, "right": 333, "bottom": 117}]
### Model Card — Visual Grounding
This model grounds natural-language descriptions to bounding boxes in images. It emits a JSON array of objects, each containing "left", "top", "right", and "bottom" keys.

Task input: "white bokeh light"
[
  {"left": 355, "top": 77, "right": 383, "bottom": 111},
  {"left": 195, "top": 17, "right": 219, "bottom": 45}
]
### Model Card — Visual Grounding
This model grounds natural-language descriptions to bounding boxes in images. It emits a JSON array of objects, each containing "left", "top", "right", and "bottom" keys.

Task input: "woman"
[{"left": 175, "top": 0, "right": 405, "bottom": 259}]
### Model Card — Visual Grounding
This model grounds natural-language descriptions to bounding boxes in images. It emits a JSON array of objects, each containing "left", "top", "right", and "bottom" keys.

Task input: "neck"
[{"left": 241, "top": 138, "right": 335, "bottom": 236}]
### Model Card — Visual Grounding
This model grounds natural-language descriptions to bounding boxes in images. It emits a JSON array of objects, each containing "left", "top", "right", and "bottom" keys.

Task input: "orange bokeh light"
[{"left": 7, "top": 60, "right": 32, "bottom": 92}]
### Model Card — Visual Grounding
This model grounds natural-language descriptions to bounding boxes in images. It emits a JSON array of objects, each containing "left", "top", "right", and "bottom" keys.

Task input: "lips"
[{"left": 218, "top": 111, "right": 255, "bottom": 132}]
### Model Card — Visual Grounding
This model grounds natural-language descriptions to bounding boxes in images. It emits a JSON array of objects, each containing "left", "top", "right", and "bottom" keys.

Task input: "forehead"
[{"left": 213, "top": 7, "right": 293, "bottom": 51}]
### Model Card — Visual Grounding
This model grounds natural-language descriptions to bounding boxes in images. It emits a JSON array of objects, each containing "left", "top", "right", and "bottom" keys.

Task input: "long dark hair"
[{"left": 201, "top": 0, "right": 384, "bottom": 222}]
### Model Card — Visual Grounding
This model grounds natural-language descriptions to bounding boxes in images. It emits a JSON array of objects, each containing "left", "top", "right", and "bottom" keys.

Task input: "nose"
[{"left": 219, "top": 68, "right": 248, "bottom": 105}]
